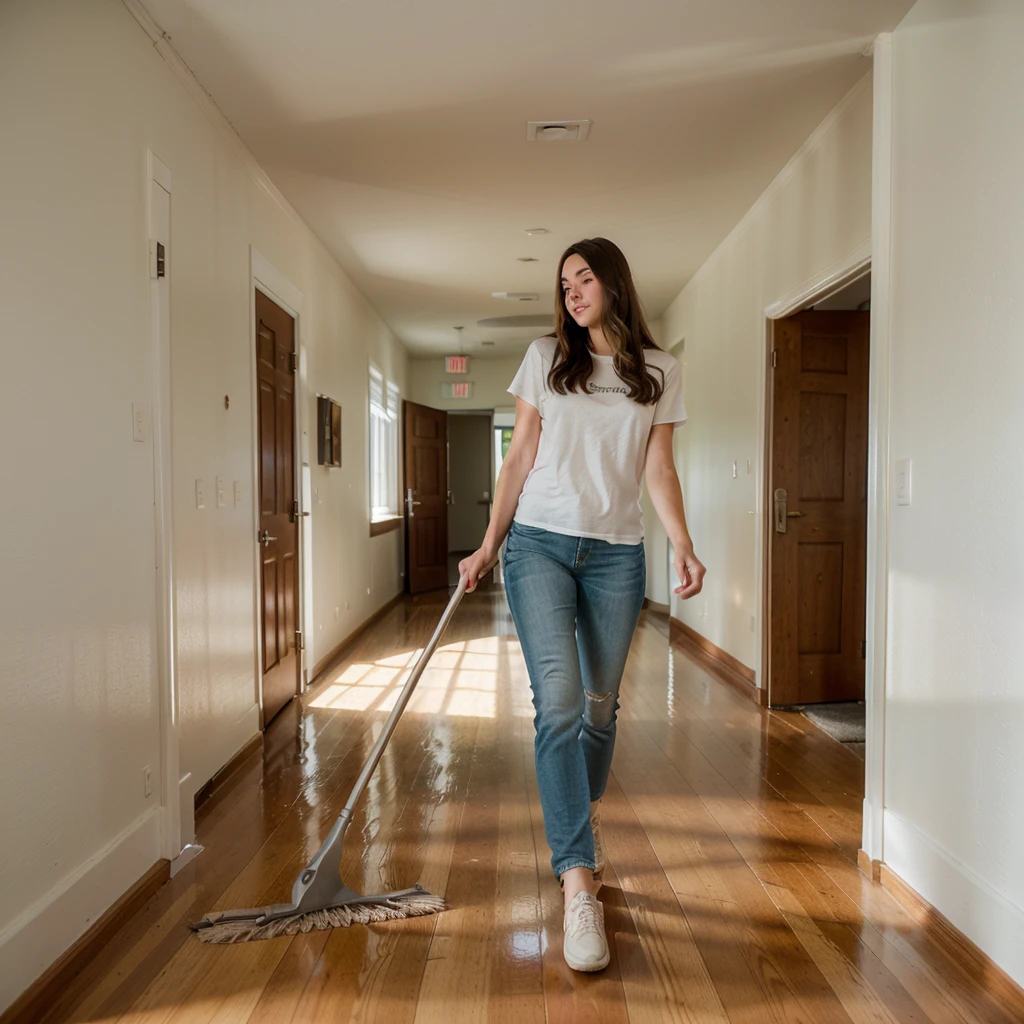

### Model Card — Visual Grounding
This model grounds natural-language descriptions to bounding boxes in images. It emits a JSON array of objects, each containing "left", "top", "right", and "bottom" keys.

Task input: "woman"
[{"left": 460, "top": 237, "right": 705, "bottom": 973}]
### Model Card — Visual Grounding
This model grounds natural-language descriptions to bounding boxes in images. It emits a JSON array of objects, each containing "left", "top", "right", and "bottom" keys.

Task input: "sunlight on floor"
[{"left": 310, "top": 635, "right": 534, "bottom": 719}]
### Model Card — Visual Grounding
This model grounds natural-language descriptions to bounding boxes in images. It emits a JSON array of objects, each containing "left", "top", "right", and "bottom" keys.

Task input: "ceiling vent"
[{"left": 526, "top": 120, "right": 592, "bottom": 142}]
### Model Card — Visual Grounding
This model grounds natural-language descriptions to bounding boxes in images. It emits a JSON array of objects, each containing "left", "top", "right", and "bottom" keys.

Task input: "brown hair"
[{"left": 548, "top": 237, "right": 664, "bottom": 404}]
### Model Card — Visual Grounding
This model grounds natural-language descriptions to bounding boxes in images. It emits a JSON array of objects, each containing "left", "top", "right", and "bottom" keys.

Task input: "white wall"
[
  {"left": 0, "top": 0, "right": 406, "bottom": 1011},
  {"left": 883, "top": 0, "right": 1024, "bottom": 986},
  {"left": 410, "top": 354, "right": 524, "bottom": 412},
  {"left": 651, "top": 74, "right": 873, "bottom": 673}
]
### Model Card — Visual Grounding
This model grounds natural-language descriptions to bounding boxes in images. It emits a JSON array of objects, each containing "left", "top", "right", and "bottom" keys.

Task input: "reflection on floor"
[{"left": 39, "top": 589, "right": 1024, "bottom": 1023}]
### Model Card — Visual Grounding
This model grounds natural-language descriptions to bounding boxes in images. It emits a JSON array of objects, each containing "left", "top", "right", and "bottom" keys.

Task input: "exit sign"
[
  {"left": 445, "top": 355, "right": 469, "bottom": 374},
  {"left": 438, "top": 381, "right": 473, "bottom": 399}
]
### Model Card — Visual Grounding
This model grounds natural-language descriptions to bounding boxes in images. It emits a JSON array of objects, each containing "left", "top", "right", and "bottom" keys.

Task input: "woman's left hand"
[{"left": 673, "top": 546, "right": 706, "bottom": 599}]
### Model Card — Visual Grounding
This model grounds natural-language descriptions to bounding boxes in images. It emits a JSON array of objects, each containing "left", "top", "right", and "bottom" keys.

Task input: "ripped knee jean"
[{"left": 502, "top": 520, "right": 646, "bottom": 878}]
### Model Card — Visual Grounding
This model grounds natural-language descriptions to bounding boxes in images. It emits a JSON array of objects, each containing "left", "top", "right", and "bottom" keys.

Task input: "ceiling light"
[
  {"left": 481, "top": 341, "right": 496, "bottom": 347},
  {"left": 492, "top": 292, "right": 539, "bottom": 301},
  {"left": 517, "top": 257, "right": 539, "bottom": 262},
  {"left": 526, "top": 120, "right": 592, "bottom": 142},
  {"left": 524, "top": 228, "right": 549, "bottom": 236}
]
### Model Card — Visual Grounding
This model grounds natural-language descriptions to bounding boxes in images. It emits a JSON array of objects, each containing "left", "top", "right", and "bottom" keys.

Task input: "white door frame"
[
  {"left": 147, "top": 151, "right": 186, "bottom": 866},
  {"left": 862, "top": 33, "right": 893, "bottom": 865},
  {"left": 249, "top": 248, "right": 311, "bottom": 723}
]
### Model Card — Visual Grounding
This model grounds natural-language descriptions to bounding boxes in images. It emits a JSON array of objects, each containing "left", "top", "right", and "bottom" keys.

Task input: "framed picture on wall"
[{"left": 317, "top": 394, "right": 342, "bottom": 467}]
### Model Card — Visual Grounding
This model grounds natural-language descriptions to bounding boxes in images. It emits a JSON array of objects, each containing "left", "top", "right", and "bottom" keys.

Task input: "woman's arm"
[
  {"left": 459, "top": 397, "right": 542, "bottom": 590},
  {"left": 644, "top": 423, "right": 706, "bottom": 599}
]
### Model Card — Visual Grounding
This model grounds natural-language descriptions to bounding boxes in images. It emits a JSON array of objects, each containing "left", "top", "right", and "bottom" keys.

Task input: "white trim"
[
  {"left": 883, "top": 810, "right": 1024, "bottom": 988},
  {"left": 0, "top": 809, "right": 161, "bottom": 1015},
  {"left": 686, "top": 72, "right": 872, "bottom": 298},
  {"left": 250, "top": 248, "right": 310, "bottom": 701},
  {"left": 864, "top": 33, "right": 894, "bottom": 864},
  {"left": 763, "top": 241, "right": 872, "bottom": 320},
  {"left": 147, "top": 151, "right": 181, "bottom": 860}
]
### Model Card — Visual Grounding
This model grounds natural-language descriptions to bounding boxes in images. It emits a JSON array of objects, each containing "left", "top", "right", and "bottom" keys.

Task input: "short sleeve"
[
  {"left": 508, "top": 341, "right": 547, "bottom": 413},
  {"left": 652, "top": 358, "right": 687, "bottom": 427}
]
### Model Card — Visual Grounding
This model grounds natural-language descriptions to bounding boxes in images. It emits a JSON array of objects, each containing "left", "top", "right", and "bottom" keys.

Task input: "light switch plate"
[
  {"left": 895, "top": 459, "right": 912, "bottom": 506},
  {"left": 233, "top": 480, "right": 242, "bottom": 507},
  {"left": 216, "top": 477, "right": 226, "bottom": 509},
  {"left": 195, "top": 479, "right": 206, "bottom": 510}
]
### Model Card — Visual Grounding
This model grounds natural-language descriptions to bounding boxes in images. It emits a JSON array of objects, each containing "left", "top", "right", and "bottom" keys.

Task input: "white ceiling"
[{"left": 142, "top": 0, "right": 913, "bottom": 358}]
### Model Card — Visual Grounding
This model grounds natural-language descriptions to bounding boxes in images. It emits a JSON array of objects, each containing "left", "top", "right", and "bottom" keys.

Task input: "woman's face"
[{"left": 561, "top": 253, "right": 604, "bottom": 329}]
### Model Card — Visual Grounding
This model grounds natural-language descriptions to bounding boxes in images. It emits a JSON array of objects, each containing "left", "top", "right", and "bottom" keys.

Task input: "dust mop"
[{"left": 191, "top": 576, "right": 472, "bottom": 943}]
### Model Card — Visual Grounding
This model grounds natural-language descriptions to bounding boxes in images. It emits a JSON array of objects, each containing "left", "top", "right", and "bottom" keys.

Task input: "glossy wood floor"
[{"left": 43, "top": 591, "right": 1023, "bottom": 1023}]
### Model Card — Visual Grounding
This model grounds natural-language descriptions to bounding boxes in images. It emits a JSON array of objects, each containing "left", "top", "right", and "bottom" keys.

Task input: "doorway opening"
[
  {"left": 764, "top": 271, "right": 871, "bottom": 755},
  {"left": 447, "top": 412, "right": 494, "bottom": 585}
]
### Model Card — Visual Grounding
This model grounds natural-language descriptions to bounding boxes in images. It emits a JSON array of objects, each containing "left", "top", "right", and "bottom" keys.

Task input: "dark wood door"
[
  {"left": 256, "top": 290, "right": 299, "bottom": 725},
  {"left": 769, "top": 310, "right": 869, "bottom": 706},
  {"left": 403, "top": 400, "right": 449, "bottom": 593}
]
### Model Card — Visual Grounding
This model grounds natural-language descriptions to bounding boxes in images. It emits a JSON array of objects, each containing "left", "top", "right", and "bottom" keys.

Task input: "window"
[
  {"left": 369, "top": 367, "right": 400, "bottom": 521},
  {"left": 494, "top": 426, "right": 514, "bottom": 483}
]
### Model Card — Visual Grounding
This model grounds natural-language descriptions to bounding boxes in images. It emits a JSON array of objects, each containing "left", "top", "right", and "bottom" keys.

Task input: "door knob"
[
  {"left": 259, "top": 529, "right": 277, "bottom": 547},
  {"left": 406, "top": 488, "right": 421, "bottom": 517}
]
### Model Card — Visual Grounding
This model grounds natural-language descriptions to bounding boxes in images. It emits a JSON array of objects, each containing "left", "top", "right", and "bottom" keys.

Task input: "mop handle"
[{"left": 339, "top": 575, "right": 470, "bottom": 818}]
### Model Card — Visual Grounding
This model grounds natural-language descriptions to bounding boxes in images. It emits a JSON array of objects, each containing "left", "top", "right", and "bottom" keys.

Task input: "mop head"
[{"left": 193, "top": 892, "right": 446, "bottom": 944}]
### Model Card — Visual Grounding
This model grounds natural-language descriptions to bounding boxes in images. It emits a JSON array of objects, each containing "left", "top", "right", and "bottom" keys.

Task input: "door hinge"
[
  {"left": 289, "top": 351, "right": 298, "bottom": 374},
  {"left": 771, "top": 350, "right": 778, "bottom": 368},
  {"left": 295, "top": 630, "right": 305, "bottom": 652}
]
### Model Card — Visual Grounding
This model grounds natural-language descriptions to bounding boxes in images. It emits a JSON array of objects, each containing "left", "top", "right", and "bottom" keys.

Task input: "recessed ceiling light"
[
  {"left": 481, "top": 341, "right": 496, "bottom": 347},
  {"left": 524, "top": 228, "right": 549, "bottom": 236},
  {"left": 517, "top": 257, "right": 539, "bottom": 262},
  {"left": 526, "top": 120, "right": 592, "bottom": 142}
]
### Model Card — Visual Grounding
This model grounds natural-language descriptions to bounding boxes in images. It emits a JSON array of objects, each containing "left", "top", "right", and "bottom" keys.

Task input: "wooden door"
[
  {"left": 403, "top": 400, "right": 449, "bottom": 593},
  {"left": 768, "top": 310, "right": 869, "bottom": 706},
  {"left": 256, "top": 290, "right": 300, "bottom": 725}
]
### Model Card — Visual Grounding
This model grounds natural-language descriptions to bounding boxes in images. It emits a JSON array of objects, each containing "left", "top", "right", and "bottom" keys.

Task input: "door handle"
[
  {"left": 259, "top": 529, "right": 277, "bottom": 547},
  {"left": 774, "top": 489, "right": 803, "bottom": 533},
  {"left": 406, "top": 488, "right": 421, "bottom": 517}
]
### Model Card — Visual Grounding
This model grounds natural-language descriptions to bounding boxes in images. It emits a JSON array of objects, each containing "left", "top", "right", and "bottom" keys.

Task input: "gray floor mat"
[{"left": 801, "top": 701, "right": 866, "bottom": 743}]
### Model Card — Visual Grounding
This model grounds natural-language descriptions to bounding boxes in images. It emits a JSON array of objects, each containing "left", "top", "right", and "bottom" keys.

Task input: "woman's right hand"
[{"left": 459, "top": 546, "right": 499, "bottom": 593}]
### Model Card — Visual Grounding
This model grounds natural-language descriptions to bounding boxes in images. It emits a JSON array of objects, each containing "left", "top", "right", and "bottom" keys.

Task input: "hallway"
[{"left": 38, "top": 592, "right": 1022, "bottom": 1024}]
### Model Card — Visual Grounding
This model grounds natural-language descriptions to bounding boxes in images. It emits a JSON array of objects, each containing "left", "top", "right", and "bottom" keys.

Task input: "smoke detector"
[{"left": 526, "top": 120, "right": 592, "bottom": 142}]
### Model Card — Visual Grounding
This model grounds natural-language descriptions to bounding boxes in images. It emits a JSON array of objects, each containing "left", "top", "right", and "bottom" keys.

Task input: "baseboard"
[
  {"left": 858, "top": 848, "right": 882, "bottom": 882},
  {"left": 0, "top": 809, "right": 165, "bottom": 1018},
  {"left": 669, "top": 616, "right": 764, "bottom": 706},
  {"left": 642, "top": 598, "right": 670, "bottom": 614},
  {"left": 193, "top": 731, "right": 263, "bottom": 816},
  {"left": 311, "top": 593, "right": 403, "bottom": 684},
  {"left": 882, "top": 809, "right": 1024, "bottom": 996}
]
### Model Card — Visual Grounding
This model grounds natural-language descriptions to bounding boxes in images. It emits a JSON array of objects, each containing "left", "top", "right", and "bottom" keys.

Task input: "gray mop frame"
[{"left": 192, "top": 576, "right": 470, "bottom": 934}]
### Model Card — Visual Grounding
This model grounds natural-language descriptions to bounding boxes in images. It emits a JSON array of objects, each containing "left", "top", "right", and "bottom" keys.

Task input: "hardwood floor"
[{"left": 40, "top": 591, "right": 1023, "bottom": 1023}]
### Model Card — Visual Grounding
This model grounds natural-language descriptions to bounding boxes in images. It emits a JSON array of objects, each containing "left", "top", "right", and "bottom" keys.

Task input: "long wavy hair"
[{"left": 548, "top": 237, "right": 664, "bottom": 404}]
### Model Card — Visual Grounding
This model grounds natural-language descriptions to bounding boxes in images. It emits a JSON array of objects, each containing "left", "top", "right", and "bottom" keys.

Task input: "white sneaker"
[
  {"left": 591, "top": 799, "right": 605, "bottom": 877},
  {"left": 563, "top": 891, "right": 610, "bottom": 972}
]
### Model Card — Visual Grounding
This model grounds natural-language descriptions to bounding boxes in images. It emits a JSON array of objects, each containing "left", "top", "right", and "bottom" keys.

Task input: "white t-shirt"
[{"left": 508, "top": 337, "right": 687, "bottom": 544}]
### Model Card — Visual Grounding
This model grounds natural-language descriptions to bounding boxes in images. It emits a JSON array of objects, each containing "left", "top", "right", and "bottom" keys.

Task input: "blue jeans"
[{"left": 502, "top": 520, "right": 646, "bottom": 878}]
